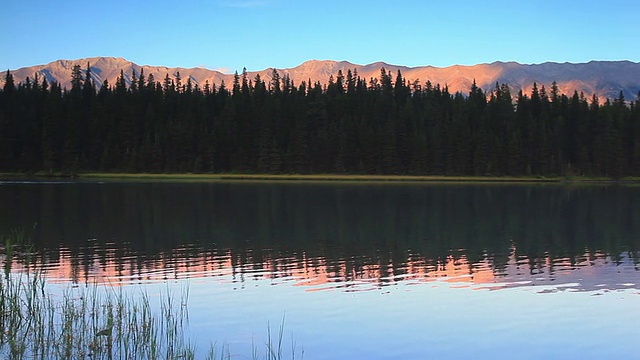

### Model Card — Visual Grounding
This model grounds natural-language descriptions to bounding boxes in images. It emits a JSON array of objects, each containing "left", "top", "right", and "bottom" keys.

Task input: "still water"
[{"left": 1, "top": 180, "right": 639, "bottom": 359}]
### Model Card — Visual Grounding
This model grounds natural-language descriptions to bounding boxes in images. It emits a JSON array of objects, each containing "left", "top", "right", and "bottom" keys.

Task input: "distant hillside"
[{"left": 5, "top": 57, "right": 640, "bottom": 100}]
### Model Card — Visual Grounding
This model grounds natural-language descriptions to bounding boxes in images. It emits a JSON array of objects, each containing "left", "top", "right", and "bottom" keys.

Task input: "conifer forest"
[{"left": 1, "top": 65, "right": 640, "bottom": 178}]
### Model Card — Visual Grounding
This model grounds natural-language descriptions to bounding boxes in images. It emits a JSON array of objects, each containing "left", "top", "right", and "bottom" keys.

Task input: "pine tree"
[
  {"left": 3, "top": 69, "right": 15, "bottom": 95},
  {"left": 82, "top": 63, "right": 95, "bottom": 100},
  {"left": 70, "top": 64, "right": 83, "bottom": 93}
]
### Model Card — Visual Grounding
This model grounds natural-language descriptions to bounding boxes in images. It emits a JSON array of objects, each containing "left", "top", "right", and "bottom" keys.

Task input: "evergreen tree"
[
  {"left": 0, "top": 65, "right": 637, "bottom": 179},
  {"left": 82, "top": 63, "right": 95, "bottom": 99},
  {"left": 3, "top": 69, "right": 15, "bottom": 95},
  {"left": 70, "top": 64, "right": 83, "bottom": 93}
]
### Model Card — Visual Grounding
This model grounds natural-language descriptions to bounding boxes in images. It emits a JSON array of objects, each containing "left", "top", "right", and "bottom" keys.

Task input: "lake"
[{"left": 1, "top": 180, "right": 639, "bottom": 359}]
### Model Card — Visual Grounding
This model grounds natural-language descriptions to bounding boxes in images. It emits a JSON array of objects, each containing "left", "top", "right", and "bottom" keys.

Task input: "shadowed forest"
[{"left": 1, "top": 65, "right": 640, "bottom": 177}]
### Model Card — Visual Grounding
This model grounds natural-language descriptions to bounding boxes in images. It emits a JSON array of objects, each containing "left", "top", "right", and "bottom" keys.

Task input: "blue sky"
[{"left": 3, "top": 0, "right": 639, "bottom": 72}]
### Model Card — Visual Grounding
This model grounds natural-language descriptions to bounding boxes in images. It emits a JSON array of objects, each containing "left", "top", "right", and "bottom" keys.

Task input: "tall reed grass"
[
  {"left": 0, "top": 232, "right": 303, "bottom": 360},
  {"left": 0, "top": 270, "right": 199, "bottom": 359}
]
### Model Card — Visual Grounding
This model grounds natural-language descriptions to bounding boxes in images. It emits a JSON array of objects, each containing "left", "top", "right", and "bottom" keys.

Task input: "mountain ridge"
[{"left": 4, "top": 57, "right": 640, "bottom": 101}]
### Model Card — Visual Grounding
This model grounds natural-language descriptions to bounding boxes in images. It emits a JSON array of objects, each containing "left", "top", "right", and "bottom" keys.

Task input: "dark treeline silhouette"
[{"left": 1, "top": 64, "right": 640, "bottom": 177}]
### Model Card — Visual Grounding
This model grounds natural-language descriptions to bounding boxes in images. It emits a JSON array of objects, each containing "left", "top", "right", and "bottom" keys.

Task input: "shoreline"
[{"left": 2, "top": 172, "right": 638, "bottom": 184}]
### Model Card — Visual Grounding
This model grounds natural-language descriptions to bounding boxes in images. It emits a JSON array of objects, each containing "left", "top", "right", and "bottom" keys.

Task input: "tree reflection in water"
[{"left": 1, "top": 181, "right": 639, "bottom": 291}]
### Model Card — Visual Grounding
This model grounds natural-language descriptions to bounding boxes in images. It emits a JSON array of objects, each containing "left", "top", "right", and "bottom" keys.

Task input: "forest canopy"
[{"left": 1, "top": 65, "right": 639, "bottom": 178}]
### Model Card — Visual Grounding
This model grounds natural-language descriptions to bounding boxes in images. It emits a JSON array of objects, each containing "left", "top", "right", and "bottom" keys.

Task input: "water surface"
[{"left": 1, "top": 181, "right": 639, "bottom": 359}]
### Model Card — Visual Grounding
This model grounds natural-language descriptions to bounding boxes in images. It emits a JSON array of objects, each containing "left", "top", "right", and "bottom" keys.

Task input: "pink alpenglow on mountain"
[{"left": 6, "top": 57, "right": 640, "bottom": 101}]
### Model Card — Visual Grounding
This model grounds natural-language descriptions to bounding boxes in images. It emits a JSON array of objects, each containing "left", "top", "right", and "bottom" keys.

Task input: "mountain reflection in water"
[
  {"left": 6, "top": 245, "right": 640, "bottom": 295},
  {"left": 2, "top": 181, "right": 639, "bottom": 293}
]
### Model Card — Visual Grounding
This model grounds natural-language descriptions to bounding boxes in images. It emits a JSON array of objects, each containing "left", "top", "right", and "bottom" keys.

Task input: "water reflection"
[
  {"left": 1, "top": 181, "right": 639, "bottom": 293},
  {"left": 4, "top": 244, "right": 639, "bottom": 294}
]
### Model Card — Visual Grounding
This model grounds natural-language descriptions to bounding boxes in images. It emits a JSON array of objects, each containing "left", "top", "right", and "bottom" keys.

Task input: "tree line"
[{"left": 1, "top": 64, "right": 640, "bottom": 177}]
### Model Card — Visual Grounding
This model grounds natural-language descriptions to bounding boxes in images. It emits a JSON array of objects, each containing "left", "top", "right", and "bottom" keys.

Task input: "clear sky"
[{"left": 2, "top": 0, "right": 639, "bottom": 73}]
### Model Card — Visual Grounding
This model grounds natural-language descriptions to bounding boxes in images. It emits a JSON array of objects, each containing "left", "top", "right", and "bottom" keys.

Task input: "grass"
[
  {"left": 0, "top": 271, "right": 199, "bottom": 359},
  {"left": 0, "top": 234, "right": 303, "bottom": 360},
  {"left": 2, "top": 228, "right": 35, "bottom": 278},
  {"left": 75, "top": 172, "right": 640, "bottom": 183},
  {"left": 3, "top": 171, "right": 640, "bottom": 183}
]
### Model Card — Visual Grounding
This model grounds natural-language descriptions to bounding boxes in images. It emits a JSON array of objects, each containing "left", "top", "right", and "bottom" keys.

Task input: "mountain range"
[{"left": 5, "top": 57, "right": 640, "bottom": 101}]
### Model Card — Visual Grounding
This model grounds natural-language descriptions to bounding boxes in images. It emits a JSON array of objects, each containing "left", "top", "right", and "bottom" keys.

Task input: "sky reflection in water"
[{"left": 1, "top": 181, "right": 640, "bottom": 359}]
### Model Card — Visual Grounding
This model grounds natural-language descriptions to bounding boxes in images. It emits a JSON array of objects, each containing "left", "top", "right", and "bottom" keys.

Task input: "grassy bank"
[
  {"left": 3, "top": 171, "right": 639, "bottom": 183},
  {"left": 76, "top": 172, "right": 639, "bottom": 183}
]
